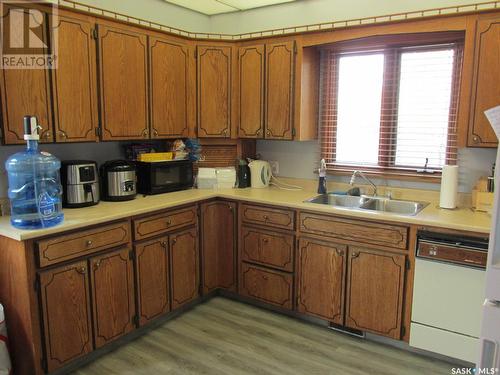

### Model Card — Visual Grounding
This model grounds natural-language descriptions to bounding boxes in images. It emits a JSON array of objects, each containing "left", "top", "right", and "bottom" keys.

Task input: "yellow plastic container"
[{"left": 137, "top": 152, "right": 174, "bottom": 162}]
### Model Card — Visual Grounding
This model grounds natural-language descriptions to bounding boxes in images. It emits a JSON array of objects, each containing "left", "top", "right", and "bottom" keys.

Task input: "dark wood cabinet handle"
[
  {"left": 263, "top": 215, "right": 269, "bottom": 221},
  {"left": 262, "top": 238, "right": 268, "bottom": 243},
  {"left": 58, "top": 130, "right": 67, "bottom": 139},
  {"left": 336, "top": 249, "right": 345, "bottom": 256},
  {"left": 86, "top": 240, "right": 93, "bottom": 247},
  {"left": 166, "top": 220, "right": 172, "bottom": 226},
  {"left": 76, "top": 266, "right": 86, "bottom": 274},
  {"left": 153, "top": 129, "right": 159, "bottom": 137},
  {"left": 266, "top": 130, "right": 271, "bottom": 136},
  {"left": 473, "top": 135, "right": 479, "bottom": 143},
  {"left": 172, "top": 238, "right": 177, "bottom": 245},
  {"left": 160, "top": 241, "right": 167, "bottom": 248},
  {"left": 222, "top": 129, "right": 228, "bottom": 136},
  {"left": 142, "top": 129, "right": 149, "bottom": 138},
  {"left": 351, "top": 252, "right": 359, "bottom": 258},
  {"left": 228, "top": 205, "right": 233, "bottom": 211},
  {"left": 94, "top": 260, "right": 101, "bottom": 269},
  {"left": 262, "top": 275, "right": 268, "bottom": 281}
]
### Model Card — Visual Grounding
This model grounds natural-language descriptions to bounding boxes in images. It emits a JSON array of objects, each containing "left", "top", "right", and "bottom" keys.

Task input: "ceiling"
[{"left": 164, "top": 0, "right": 298, "bottom": 15}]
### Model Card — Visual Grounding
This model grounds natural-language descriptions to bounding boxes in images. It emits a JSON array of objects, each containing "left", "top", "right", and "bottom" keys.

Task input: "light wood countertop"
[{"left": 0, "top": 186, "right": 491, "bottom": 241}]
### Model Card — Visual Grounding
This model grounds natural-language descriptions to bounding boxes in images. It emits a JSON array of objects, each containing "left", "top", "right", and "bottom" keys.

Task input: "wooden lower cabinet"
[
  {"left": 345, "top": 247, "right": 406, "bottom": 339},
  {"left": 135, "top": 237, "right": 170, "bottom": 325},
  {"left": 296, "top": 239, "right": 346, "bottom": 324},
  {"left": 201, "top": 201, "right": 236, "bottom": 293},
  {"left": 170, "top": 228, "right": 200, "bottom": 309},
  {"left": 89, "top": 248, "right": 136, "bottom": 348},
  {"left": 39, "top": 261, "right": 93, "bottom": 372},
  {"left": 239, "top": 263, "right": 293, "bottom": 309},
  {"left": 241, "top": 226, "right": 294, "bottom": 272}
]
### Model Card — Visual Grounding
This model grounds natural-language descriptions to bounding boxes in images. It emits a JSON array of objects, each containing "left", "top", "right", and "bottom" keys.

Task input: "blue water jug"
[{"left": 5, "top": 116, "right": 64, "bottom": 229}]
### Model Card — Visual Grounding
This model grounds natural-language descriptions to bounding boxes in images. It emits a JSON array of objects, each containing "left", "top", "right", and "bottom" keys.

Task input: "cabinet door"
[
  {"left": 0, "top": 5, "right": 53, "bottom": 144},
  {"left": 468, "top": 15, "right": 500, "bottom": 147},
  {"left": 170, "top": 228, "right": 199, "bottom": 309},
  {"left": 265, "top": 41, "right": 294, "bottom": 140},
  {"left": 197, "top": 45, "right": 232, "bottom": 138},
  {"left": 51, "top": 13, "right": 98, "bottom": 142},
  {"left": 238, "top": 45, "right": 264, "bottom": 138},
  {"left": 97, "top": 24, "right": 149, "bottom": 140},
  {"left": 240, "top": 263, "right": 293, "bottom": 309},
  {"left": 201, "top": 201, "right": 236, "bottom": 294},
  {"left": 241, "top": 226, "right": 293, "bottom": 272},
  {"left": 149, "top": 36, "right": 191, "bottom": 138},
  {"left": 90, "top": 248, "right": 135, "bottom": 348},
  {"left": 39, "top": 261, "right": 92, "bottom": 372},
  {"left": 297, "top": 239, "right": 346, "bottom": 324},
  {"left": 135, "top": 237, "right": 169, "bottom": 326},
  {"left": 345, "top": 247, "right": 406, "bottom": 339}
]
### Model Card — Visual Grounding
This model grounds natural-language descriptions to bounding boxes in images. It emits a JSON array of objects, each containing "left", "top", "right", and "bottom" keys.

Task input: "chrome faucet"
[{"left": 349, "top": 170, "right": 378, "bottom": 197}]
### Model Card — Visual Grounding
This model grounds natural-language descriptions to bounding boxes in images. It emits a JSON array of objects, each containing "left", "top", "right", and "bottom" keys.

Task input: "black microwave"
[{"left": 135, "top": 160, "right": 193, "bottom": 195}]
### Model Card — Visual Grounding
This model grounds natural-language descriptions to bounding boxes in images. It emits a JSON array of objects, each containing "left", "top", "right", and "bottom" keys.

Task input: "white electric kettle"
[{"left": 248, "top": 160, "right": 271, "bottom": 188}]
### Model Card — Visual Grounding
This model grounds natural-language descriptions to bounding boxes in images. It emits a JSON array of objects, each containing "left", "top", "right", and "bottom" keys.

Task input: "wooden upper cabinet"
[
  {"left": 197, "top": 45, "right": 232, "bottom": 138},
  {"left": 0, "top": 5, "right": 53, "bottom": 144},
  {"left": 135, "top": 237, "right": 170, "bottom": 325},
  {"left": 238, "top": 45, "right": 265, "bottom": 138},
  {"left": 51, "top": 13, "right": 98, "bottom": 142},
  {"left": 345, "top": 247, "right": 406, "bottom": 339},
  {"left": 89, "top": 247, "right": 135, "bottom": 348},
  {"left": 468, "top": 14, "right": 500, "bottom": 147},
  {"left": 265, "top": 41, "right": 294, "bottom": 140},
  {"left": 39, "top": 261, "right": 93, "bottom": 372},
  {"left": 201, "top": 201, "right": 236, "bottom": 293},
  {"left": 297, "top": 239, "right": 346, "bottom": 324},
  {"left": 97, "top": 23, "right": 149, "bottom": 140},
  {"left": 149, "top": 36, "right": 192, "bottom": 138},
  {"left": 170, "top": 228, "right": 199, "bottom": 309}
]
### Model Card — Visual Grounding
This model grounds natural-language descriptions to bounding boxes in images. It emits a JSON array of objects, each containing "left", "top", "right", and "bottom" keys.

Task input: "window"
[{"left": 320, "top": 35, "right": 463, "bottom": 178}]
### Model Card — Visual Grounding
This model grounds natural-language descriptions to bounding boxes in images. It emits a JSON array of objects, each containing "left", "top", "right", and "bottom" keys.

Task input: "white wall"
[
  {"left": 257, "top": 140, "right": 497, "bottom": 193},
  {"left": 209, "top": 0, "right": 491, "bottom": 34},
  {"left": 56, "top": 0, "right": 211, "bottom": 33}
]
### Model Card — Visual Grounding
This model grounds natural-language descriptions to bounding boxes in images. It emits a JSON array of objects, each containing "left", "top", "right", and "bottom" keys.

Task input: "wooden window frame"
[{"left": 319, "top": 32, "right": 464, "bottom": 181}]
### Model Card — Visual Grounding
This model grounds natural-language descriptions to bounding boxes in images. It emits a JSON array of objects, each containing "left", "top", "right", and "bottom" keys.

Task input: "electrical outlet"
[{"left": 269, "top": 160, "right": 279, "bottom": 176}]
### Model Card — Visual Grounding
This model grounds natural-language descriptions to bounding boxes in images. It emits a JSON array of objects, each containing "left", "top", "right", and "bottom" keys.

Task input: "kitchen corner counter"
[{"left": 0, "top": 187, "right": 491, "bottom": 241}]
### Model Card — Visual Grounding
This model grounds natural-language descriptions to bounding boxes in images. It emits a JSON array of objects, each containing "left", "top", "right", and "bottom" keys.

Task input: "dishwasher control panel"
[{"left": 417, "top": 231, "right": 489, "bottom": 269}]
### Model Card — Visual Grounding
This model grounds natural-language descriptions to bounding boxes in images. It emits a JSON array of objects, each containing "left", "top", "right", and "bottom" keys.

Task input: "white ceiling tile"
[
  {"left": 220, "top": 0, "right": 296, "bottom": 11},
  {"left": 164, "top": 0, "right": 237, "bottom": 15}
]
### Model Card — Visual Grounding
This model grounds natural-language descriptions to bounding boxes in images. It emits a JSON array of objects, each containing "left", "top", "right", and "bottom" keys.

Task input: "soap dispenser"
[{"left": 317, "top": 159, "right": 327, "bottom": 194}]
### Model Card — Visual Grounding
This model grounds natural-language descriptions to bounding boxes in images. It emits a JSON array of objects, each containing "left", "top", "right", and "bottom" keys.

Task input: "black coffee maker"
[{"left": 238, "top": 159, "right": 250, "bottom": 188}]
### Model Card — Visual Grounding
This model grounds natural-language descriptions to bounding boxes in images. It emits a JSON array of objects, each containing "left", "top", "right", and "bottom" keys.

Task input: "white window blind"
[{"left": 319, "top": 38, "right": 463, "bottom": 175}]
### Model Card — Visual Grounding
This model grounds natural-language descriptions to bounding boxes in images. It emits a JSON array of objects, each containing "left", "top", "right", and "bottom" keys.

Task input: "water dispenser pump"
[{"left": 5, "top": 115, "right": 64, "bottom": 229}]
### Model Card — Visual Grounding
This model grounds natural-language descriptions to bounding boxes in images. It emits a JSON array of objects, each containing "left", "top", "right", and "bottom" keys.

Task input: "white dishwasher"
[{"left": 410, "top": 231, "right": 488, "bottom": 363}]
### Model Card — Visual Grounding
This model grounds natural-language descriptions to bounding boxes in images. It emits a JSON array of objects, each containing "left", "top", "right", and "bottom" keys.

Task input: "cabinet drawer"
[
  {"left": 37, "top": 221, "right": 131, "bottom": 267},
  {"left": 241, "top": 204, "right": 294, "bottom": 230},
  {"left": 133, "top": 206, "right": 197, "bottom": 240},
  {"left": 241, "top": 226, "right": 294, "bottom": 271},
  {"left": 239, "top": 263, "right": 293, "bottom": 309},
  {"left": 299, "top": 212, "right": 408, "bottom": 250}
]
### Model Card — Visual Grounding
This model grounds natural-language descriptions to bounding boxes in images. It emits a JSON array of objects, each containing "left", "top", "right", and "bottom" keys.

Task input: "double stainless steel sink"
[{"left": 305, "top": 193, "right": 429, "bottom": 216}]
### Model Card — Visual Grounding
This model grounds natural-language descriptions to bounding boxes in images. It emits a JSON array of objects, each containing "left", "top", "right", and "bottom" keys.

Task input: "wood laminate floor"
[{"left": 74, "top": 297, "right": 457, "bottom": 375}]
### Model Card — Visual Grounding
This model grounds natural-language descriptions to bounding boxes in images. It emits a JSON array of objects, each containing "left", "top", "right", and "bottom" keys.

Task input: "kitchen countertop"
[{"left": 0, "top": 186, "right": 491, "bottom": 241}]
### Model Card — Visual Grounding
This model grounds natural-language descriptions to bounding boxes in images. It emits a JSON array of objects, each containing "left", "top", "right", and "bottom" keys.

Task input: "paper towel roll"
[{"left": 440, "top": 165, "right": 459, "bottom": 209}]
